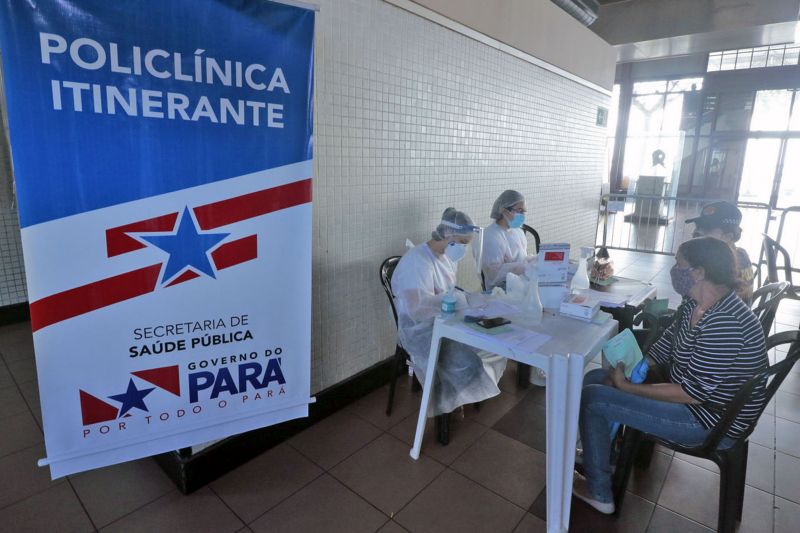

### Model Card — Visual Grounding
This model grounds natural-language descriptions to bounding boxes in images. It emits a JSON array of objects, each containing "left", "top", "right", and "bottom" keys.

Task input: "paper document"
[
  {"left": 583, "top": 289, "right": 629, "bottom": 308},
  {"left": 493, "top": 325, "right": 551, "bottom": 353},
  {"left": 602, "top": 329, "right": 643, "bottom": 378},
  {"left": 464, "top": 300, "right": 520, "bottom": 318}
]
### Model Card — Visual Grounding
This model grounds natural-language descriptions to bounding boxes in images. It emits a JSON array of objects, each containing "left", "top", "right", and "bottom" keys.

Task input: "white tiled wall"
[
  {"left": 310, "top": 0, "right": 609, "bottom": 391},
  {"left": 0, "top": 0, "right": 610, "bottom": 393}
]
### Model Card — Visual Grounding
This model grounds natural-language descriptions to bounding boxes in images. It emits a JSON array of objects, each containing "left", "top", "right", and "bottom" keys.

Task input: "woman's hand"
[{"left": 610, "top": 364, "right": 628, "bottom": 389}]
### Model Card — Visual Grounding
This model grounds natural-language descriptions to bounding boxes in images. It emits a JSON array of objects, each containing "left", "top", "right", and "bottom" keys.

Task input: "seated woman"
[
  {"left": 574, "top": 237, "right": 768, "bottom": 515},
  {"left": 393, "top": 208, "right": 506, "bottom": 416},
  {"left": 482, "top": 190, "right": 531, "bottom": 291}
]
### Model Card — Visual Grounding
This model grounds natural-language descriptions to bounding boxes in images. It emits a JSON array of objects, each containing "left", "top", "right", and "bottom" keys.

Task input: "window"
[{"left": 708, "top": 44, "right": 800, "bottom": 72}]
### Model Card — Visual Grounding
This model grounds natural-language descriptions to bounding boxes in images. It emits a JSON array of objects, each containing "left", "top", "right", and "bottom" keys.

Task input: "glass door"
[{"left": 737, "top": 138, "right": 782, "bottom": 204}]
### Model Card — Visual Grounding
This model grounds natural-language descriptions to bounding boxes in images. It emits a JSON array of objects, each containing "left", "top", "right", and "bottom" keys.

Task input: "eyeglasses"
[{"left": 506, "top": 206, "right": 527, "bottom": 214}]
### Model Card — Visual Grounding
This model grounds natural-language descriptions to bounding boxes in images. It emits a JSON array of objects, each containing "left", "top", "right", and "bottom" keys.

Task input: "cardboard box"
[{"left": 560, "top": 292, "right": 600, "bottom": 322}]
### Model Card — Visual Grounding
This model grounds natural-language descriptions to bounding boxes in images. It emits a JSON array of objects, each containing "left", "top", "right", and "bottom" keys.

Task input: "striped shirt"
[{"left": 649, "top": 291, "right": 767, "bottom": 439}]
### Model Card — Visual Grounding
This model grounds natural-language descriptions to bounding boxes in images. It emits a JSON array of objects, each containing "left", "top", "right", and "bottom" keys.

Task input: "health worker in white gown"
[
  {"left": 392, "top": 208, "right": 506, "bottom": 416},
  {"left": 481, "top": 190, "right": 532, "bottom": 291}
]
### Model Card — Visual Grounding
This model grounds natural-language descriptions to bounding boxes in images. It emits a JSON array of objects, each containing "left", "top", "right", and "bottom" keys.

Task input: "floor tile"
[
  {"left": 0, "top": 363, "right": 15, "bottom": 389},
  {"left": 672, "top": 452, "right": 718, "bottom": 474},
  {"left": 627, "top": 451, "right": 672, "bottom": 503},
  {"left": 451, "top": 429, "right": 546, "bottom": 509},
  {"left": 744, "top": 442, "right": 775, "bottom": 493},
  {"left": 465, "top": 388, "right": 526, "bottom": 427},
  {"left": 330, "top": 433, "right": 444, "bottom": 516},
  {"left": 347, "top": 380, "right": 419, "bottom": 431},
  {"left": 289, "top": 409, "right": 382, "bottom": 469},
  {"left": 388, "top": 410, "right": 488, "bottom": 465},
  {"left": 5, "top": 356, "right": 37, "bottom": 385},
  {"left": 0, "top": 412, "right": 42, "bottom": 458},
  {"left": 497, "top": 362, "right": 534, "bottom": 397},
  {"left": 491, "top": 393, "right": 547, "bottom": 453},
  {"left": 512, "top": 513, "right": 546, "bottom": 533},
  {"left": 70, "top": 458, "right": 175, "bottom": 528},
  {"left": 0, "top": 385, "right": 30, "bottom": 420},
  {"left": 775, "top": 451, "right": 800, "bottom": 504},
  {"left": 101, "top": 487, "right": 243, "bottom": 533},
  {"left": 249, "top": 474, "right": 386, "bottom": 533},
  {"left": 529, "top": 487, "right": 653, "bottom": 533},
  {"left": 395, "top": 469, "right": 525, "bottom": 533},
  {"left": 0, "top": 482, "right": 94, "bottom": 533},
  {"left": 646, "top": 506, "right": 713, "bottom": 533},
  {"left": 210, "top": 443, "right": 323, "bottom": 524},
  {"left": 377, "top": 520, "right": 409, "bottom": 532},
  {"left": 777, "top": 390, "right": 800, "bottom": 424},
  {"left": 0, "top": 445, "right": 63, "bottom": 509},
  {"left": 658, "top": 457, "right": 719, "bottom": 528},
  {"left": 738, "top": 485, "right": 774, "bottom": 533},
  {"left": 17, "top": 379, "right": 41, "bottom": 427},
  {"left": 750, "top": 414, "right": 776, "bottom": 448},
  {"left": 776, "top": 416, "right": 800, "bottom": 458},
  {"left": 775, "top": 496, "right": 800, "bottom": 533},
  {"left": 779, "top": 370, "right": 800, "bottom": 396}
]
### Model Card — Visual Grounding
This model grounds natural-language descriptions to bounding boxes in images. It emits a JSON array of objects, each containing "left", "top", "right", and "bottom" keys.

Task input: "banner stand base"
[{"left": 153, "top": 356, "right": 394, "bottom": 493}]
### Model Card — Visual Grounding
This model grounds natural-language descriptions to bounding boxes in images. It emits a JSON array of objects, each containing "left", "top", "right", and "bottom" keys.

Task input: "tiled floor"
[{"left": 1, "top": 251, "right": 799, "bottom": 532}]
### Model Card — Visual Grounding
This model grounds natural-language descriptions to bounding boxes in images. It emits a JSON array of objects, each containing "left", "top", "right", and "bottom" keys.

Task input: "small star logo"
[{"left": 108, "top": 379, "right": 155, "bottom": 417}]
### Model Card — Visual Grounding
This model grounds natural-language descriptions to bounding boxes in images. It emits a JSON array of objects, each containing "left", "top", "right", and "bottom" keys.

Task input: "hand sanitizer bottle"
[
  {"left": 571, "top": 247, "right": 591, "bottom": 292},
  {"left": 441, "top": 288, "right": 457, "bottom": 316}
]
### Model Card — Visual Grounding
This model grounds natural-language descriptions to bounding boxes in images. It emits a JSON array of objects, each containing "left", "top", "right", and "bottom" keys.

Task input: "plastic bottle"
[
  {"left": 525, "top": 264, "right": 543, "bottom": 325},
  {"left": 441, "top": 288, "right": 457, "bottom": 316},
  {"left": 571, "top": 246, "right": 591, "bottom": 292}
]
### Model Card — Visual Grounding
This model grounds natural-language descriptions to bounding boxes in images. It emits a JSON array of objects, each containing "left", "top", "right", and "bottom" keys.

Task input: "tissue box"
[{"left": 560, "top": 293, "right": 600, "bottom": 321}]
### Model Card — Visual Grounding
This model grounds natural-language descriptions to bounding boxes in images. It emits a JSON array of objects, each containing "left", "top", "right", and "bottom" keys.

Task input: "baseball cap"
[{"left": 685, "top": 201, "right": 742, "bottom": 228}]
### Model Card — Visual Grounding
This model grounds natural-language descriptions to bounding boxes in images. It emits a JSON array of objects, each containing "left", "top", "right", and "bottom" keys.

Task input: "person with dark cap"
[{"left": 686, "top": 201, "right": 754, "bottom": 303}]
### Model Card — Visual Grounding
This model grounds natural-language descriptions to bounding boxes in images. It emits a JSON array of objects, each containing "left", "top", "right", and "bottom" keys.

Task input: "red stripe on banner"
[
  {"left": 211, "top": 235, "right": 258, "bottom": 270},
  {"left": 164, "top": 270, "right": 201, "bottom": 287},
  {"left": 30, "top": 264, "right": 162, "bottom": 332},
  {"left": 194, "top": 178, "right": 311, "bottom": 230},
  {"left": 106, "top": 213, "right": 178, "bottom": 257}
]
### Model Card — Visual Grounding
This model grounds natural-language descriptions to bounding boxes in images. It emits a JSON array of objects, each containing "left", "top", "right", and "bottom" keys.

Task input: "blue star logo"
[
  {"left": 108, "top": 379, "right": 155, "bottom": 417},
  {"left": 141, "top": 207, "right": 229, "bottom": 284}
]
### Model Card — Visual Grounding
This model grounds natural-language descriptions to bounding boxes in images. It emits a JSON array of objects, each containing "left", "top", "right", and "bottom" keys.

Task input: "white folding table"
[{"left": 409, "top": 310, "right": 618, "bottom": 533}]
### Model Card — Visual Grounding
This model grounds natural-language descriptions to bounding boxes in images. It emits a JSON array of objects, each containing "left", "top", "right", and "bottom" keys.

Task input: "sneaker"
[{"left": 572, "top": 473, "right": 615, "bottom": 515}]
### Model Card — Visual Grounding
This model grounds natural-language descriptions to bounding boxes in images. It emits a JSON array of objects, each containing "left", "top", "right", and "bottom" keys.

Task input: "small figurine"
[{"left": 591, "top": 246, "right": 614, "bottom": 281}]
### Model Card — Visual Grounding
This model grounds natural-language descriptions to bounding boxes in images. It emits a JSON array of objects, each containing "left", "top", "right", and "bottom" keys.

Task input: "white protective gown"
[
  {"left": 392, "top": 242, "right": 506, "bottom": 416},
  {"left": 481, "top": 222, "right": 528, "bottom": 290}
]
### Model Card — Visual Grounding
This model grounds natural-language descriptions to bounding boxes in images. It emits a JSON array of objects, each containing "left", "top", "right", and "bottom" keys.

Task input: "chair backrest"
[
  {"left": 762, "top": 234, "right": 794, "bottom": 286},
  {"left": 521, "top": 224, "right": 541, "bottom": 254},
  {"left": 698, "top": 330, "right": 800, "bottom": 452},
  {"left": 380, "top": 256, "right": 402, "bottom": 328},
  {"left": 751, "top": 281, "right": 790, "bottom": 336}
]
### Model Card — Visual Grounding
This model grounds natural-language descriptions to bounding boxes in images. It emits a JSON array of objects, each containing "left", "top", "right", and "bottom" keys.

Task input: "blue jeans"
[{"left": 579, "top": 368, "right": 715, "bottom": 503}]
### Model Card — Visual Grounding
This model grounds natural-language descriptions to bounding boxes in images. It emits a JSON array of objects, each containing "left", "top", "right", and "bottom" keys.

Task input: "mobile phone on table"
[{"left": 476, "top": 317, "right": 510, "bottom": 329}]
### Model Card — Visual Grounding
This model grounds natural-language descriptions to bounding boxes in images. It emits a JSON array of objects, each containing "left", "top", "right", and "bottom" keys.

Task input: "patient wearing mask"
[
  {"left": 482, "top": 190, "right": 532, "bottom": 290},
  {"left": 392, "top": 208, "right": 506, "bottom": 416}
]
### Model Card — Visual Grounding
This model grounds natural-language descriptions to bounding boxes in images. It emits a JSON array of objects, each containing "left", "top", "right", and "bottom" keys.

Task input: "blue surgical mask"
[
  {"left": 508, "top": 212, "right": 525, "bottom": 229},
  {"left": 670, "top": 265, "right": 695, "bottom": 296},
  {"left": 445, "top": 242, "right": 467, "bottom": 263}
]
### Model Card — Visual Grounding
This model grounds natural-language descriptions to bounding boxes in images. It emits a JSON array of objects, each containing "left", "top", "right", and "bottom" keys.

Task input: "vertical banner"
[{"left": 0, "top": 0, "right": 315, "bottom": 478}]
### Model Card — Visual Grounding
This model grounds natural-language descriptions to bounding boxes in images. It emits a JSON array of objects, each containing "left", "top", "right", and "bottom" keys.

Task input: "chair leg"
[
  {"left": 733, "top": 441, "right": 749, "bottom": 522},
  {"left": 612, "top": 427, "right": 641, "bottom": 512},
  {"left": 633, "top": 439, "right": 655, "bottom": 469},
  {"left": 436, "top": 413, "right": 450, "bottom": 445},
  {"left": 385, "top": 345, "right": 404, "bottom": 416},
  {"left": 717, "top": 456, "right": 738, "bottom": 533},
  {"left": 517, "top": 362, "right": 532, "bottom": 388}
]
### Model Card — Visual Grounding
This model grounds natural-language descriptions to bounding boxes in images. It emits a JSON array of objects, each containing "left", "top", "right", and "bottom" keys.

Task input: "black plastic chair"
[
  {"left": 762, "top": 234, "right": 800, "bottom": 302},
  {"left": 612, "top": 330, "right": 800, "bottom": 533},
  {"left": 521, "top": 224, "right": 541, "bottom": 253},
  {"left": 380, "top": 256, "right": 449, "bottom": 443},
  {"left": 751, "top": 281, "right": 790, "bottom": 335}
]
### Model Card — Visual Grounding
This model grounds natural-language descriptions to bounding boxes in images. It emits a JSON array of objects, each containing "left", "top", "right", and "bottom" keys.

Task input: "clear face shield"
[{"left": 438, "top": 219, "right": 484, "bottom": 288}]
